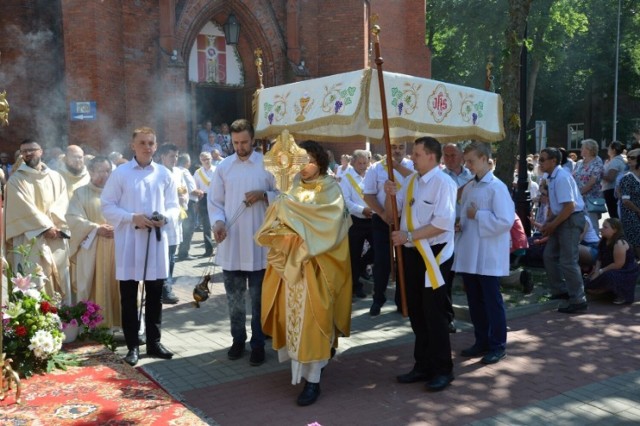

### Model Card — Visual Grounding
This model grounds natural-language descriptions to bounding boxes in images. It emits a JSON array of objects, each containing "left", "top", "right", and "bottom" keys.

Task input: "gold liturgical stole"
[{"left": 263, "top": 130, "right": 309, "bottom": 193}]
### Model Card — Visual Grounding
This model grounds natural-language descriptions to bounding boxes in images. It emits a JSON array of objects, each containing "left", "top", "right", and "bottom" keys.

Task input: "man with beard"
[
  {"left": 66, "top": 156, "right": 120, "bottom": 327},
  {"left": 58, "top": 145, "right": 90, "bottom": 199},
  {"left": 5, "top": 139, "right": 71, "bottom": 303},
  {"left": 363, "top": 141, "right": 414, "bottom": 316}
]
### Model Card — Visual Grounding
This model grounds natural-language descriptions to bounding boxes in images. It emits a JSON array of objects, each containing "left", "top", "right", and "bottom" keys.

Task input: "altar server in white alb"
[
  {"left": 101, "top": 126, "right": 180, "bottom": 367},
  {"left": 453, "top": 142, "right": 514, "bottom": 365}
]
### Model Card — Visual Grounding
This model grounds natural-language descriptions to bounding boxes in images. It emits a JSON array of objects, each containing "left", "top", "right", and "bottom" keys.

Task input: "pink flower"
[{"left": 11, "top": 273, "right": 32, "bottom": 293}]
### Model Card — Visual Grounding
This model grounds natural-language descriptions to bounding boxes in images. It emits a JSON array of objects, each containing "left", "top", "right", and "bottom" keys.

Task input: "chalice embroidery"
[{"left": 295, "top": 93, "right": 313, "bottom": 122}]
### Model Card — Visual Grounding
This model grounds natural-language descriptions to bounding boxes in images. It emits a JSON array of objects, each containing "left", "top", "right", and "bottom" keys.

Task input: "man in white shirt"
[
  {"left": 453, "top": 142, "right": 514, "bottom": 365},
  {"left": 176, "top": 153, "right": 198, "bottom": 261},
  {"left": 384, "top": 137, "right": 456, "bottom": 392},
  {"left": 340, "top": 149, "right": 374, "bottom": 299},
  {"left": 208, "top": 119, "right": 277, "bottom": 366},
  {"left": 539, "top": 147, "right": 588, "bottom": 314},
  {"left": 441, "top": 143, "right": 473, "bottom": 333},
  {"left": 363, "top": 141, "right": 414, "bottom": 316},
  {"left": 101, "top": 126, "right": 180, "bottom": 366},
  {"left": 193, "top": 151, "right": 215, "bottom": 257}
]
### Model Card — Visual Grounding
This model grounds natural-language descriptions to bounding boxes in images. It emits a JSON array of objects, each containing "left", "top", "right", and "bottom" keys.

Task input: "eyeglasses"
[{"left": 628, "top": 156, "right": 638, "bottom": 160}]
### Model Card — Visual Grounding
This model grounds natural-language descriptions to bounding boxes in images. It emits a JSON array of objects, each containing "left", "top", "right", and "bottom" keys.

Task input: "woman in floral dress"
[
  {"left": 619, "top": 148, "right": 640, "bottom": 259},
  {"left": 573, "top": 139, "right": 604, "bottom": 230}
]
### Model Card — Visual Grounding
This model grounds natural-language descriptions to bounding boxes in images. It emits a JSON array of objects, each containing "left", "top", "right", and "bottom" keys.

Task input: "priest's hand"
[
  {"left": 466, "top": 202, "right": 478, "bottom": 219},
  {"left": 133, "top": 213, "right": 154, "bottom": 229},
  {"left": 213, "top": 220, "right": 227, "bottom": 243},
  {"left": 244, "top": 190, "right": 266, "bottom": 207},
  {"left": 97, "top": 224, "right": 114, "bottom": 238}
]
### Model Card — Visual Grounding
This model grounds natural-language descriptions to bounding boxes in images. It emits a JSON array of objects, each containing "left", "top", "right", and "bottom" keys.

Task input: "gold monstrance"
[{"left": 263, "top": 130, "right": 309, "bottom": 193}]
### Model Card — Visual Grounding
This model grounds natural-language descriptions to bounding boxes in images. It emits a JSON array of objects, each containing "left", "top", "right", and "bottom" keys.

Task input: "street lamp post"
[
  {"left": 612, "top": 0, "right": 621, "bottom": 141},
  {"left": 516, "top": 24, "right": 531, "bottom": 236}
]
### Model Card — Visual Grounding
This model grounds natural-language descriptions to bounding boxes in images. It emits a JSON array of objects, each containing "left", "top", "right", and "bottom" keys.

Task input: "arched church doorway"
[{"left": 187, "top": 20, "right": 246, "bottom": 154}]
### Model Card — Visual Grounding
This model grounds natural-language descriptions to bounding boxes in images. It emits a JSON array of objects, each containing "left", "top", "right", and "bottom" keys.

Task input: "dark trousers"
[
  {"left": 198, "top": 195, "right": 214, "bottom": 255},
  {"left": 349, "top": 216, "right": 374, "bottom": 293},
  {"left": 120, "top": 279, "right": 163, "bottom": 350},
  {"left": 178, "top": 200, "right": 197, "bottom": 257},
  {"left": 603, "top": 188, "right": 619, "bottom": 219},
  {"left": 443, "top": 256, "right": 456, "bottom": 323},
  {"left": 372, "top": 215, "right": 398, "bottom": 306},
  {"left": 460, "top": 273, "right": 507, "bottom": 352},
  {"left": 223, "top": 270, "right": 266, "bottom": 349},
  {"left": 402, "top": 245, "right": 453, "bottom": 376}
]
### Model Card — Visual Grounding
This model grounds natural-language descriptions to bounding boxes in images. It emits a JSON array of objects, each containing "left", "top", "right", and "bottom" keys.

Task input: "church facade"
[{"left": 0, "top": 0, "right": 429, "bottom": 156}]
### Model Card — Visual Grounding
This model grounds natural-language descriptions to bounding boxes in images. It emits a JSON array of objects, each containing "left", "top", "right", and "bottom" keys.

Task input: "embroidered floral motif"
[
  {"left": 427, "top": 84, "right": 453, "bottom": 123},
  {"left": 391, "top": 83, "right": 421, "bottom": 116},
  {"left": 460, "top": 93, "right": 484, "bottom": 125},
  {"left": 322, "top": 84, "right": 356, "bottom": 114}
]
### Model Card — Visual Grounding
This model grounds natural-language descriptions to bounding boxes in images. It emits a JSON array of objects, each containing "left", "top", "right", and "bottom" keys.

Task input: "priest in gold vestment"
[
  {"left": 256, "top": 140, "right": 352, "bottom": 407},
  {"left": 66, "top": 156, "right": 120, "bottom": 328},
  {"left": 5, "top": 139, "right": 71, "bottom": 303}
]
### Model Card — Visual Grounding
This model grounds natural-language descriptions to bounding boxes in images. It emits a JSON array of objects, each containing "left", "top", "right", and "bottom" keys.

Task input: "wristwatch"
[{"left": 406, "top": 231, "right": 413, "bottom": 243}]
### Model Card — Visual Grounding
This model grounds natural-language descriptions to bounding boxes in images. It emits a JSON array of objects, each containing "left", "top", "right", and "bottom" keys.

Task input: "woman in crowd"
[
  {"left": 256, "top": 140, "right": 352, "bottom": 407},
  {"left": 334, "top": 154, "right": 353, "bottom": 182},
  {"left": 619, "top": 148, "right": 640, "bottom": 259},
  {"left": 602, "top": 141, "right": 627, "bottom": 219},
  {"left": 585, "top": 218, "right": 639, "bottom": 305},
  {"left": 573, "top": 139, "right": 604, "bottom": 229}
]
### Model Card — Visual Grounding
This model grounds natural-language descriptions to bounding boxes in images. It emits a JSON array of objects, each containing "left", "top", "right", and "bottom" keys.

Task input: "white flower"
[
  {"left": 28, "top": 329, "right": 59, "bottom": 359},
  {"left": 25, "top": 289, "right": 42, "bottom": 301}
]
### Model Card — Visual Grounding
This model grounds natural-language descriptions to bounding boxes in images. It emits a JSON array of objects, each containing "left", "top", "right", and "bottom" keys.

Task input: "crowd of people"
[{"left": 3, "top": 121, "right": 639, "bottom": 407}]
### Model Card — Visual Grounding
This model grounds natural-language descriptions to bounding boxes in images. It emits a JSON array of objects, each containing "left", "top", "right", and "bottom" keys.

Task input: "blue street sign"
[{"left": 70, "top": 101, "right": 97, "bottom": 121}]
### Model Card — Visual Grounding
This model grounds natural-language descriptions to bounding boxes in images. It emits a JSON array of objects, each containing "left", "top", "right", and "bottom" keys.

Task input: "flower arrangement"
[
  {"left": 58, "top": 300, "right": 104, "bottom": 335},
  {"left": 2, "top": 272, "right": 64, "bottom": 377}
]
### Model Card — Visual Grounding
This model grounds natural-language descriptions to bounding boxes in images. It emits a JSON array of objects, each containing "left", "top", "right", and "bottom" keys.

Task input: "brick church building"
[{"left": 0, "top": 0, "right": 429, "bottom": 157}]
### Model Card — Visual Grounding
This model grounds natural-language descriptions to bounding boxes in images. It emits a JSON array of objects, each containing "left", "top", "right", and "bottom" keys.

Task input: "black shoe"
[
  {"left": 558, "top": 302, "right": 588, "bottom": 314},
  {"left": 448, "top": 322, "right": 457, "bottom": 334},
  {"left": 369, "top": 303, "right": 382, "bottom": 316},
  {"left": 249, "top": 347, "right": 265, "bottom": 366},
  {"left": 138, "top": 334, "right": 146, "bottom": 345},
  {"left": 296, "top": 381, "right": 321, "bottom": 406},
  {"left": 227, "top": 342, "right": 245, "bottom": 360},
  {"left": 124, "top": 348, "right": 139, "bottom": 366},
  {"left": 520, "top": 270, "right": 534, "bottom": 294},
  {"left": 177, "top": 255, "right": 197, "bottom": 261},
  {"left": 460, "top": 344, "right": 489, "bottom": 357},
  {"left": 147, "top": 343, "right": 174, "bottom": 359},
  {"left": 201, "top": 252, "right": 213, "bottom": 258},
  {"left": 481, "top": 350, "right": 506, "bottom": 365},
  {"left": 425, "top": 374, "right": 454, "bottom": 392},
  {"left": 162, "top": 294, "right": 179, "bottom": 305},
  {"left": 549, "top": 292, "right": 570, "bottom": 300},
  {"left": 397, "top": 369, "right": 431, "bottom": 384}
]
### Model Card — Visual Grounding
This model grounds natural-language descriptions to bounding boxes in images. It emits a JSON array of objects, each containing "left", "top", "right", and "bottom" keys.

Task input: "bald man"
[{"left": 59, "top": 145, "right": 90, "bottom": 199}]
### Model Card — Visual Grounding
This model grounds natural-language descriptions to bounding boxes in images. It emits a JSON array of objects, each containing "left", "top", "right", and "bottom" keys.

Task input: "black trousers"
[
  {"left": 348, "top": 216, "right": 374, "bottom": 293},
  {"left": 178, "top": 200, "right": 197, "bottom": 257},
  {"left": 371, "top": 215, "right": 399, "bottom": 306},
  {"left": 198, "top": 195, "right": 214, "bottom": 255},
  {"left": 120, "top": 280, "right": 163, "bottom": 350},
  {"left": 402, "top": 245, "right": 453, "bottom": 376},
  {"left": 603, "top": 188, "right": 619, "bottom": 219}
]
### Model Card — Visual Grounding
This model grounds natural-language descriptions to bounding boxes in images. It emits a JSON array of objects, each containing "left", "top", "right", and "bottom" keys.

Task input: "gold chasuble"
[
  {"left": 66, "top": 183, "right": 120, "bottom": 327},
  {"left": 256, "top": 174, "right": 352, "bottom": 364},
  {"left": 5, "top": 164, "right": 71, "bottom": 302}
]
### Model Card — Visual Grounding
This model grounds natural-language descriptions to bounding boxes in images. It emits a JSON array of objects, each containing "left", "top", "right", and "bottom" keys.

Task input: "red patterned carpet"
[{"left": 0, "top": 344, "right": 207, "bottom": 425}]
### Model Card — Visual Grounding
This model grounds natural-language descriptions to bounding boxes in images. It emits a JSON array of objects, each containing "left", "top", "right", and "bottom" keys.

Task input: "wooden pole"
[{"left": 371, "top": 25, "right": 408, "bottom": 317}]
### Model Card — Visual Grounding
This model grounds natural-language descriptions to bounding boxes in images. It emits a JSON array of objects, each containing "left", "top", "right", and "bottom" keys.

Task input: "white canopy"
[{"left": 254, "top": 68, "right": 505, "bottom": 143}]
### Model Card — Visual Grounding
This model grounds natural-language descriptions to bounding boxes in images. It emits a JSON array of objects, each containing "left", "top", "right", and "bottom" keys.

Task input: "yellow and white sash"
[
  {"left": 406, "top": 174, "right": 445, "bottom": 289},
  {"left": 197, "top": 168, "right": 211, "bottom": 187},
  {"left": 345, "top": 173, "right": 364, "bottom": 200}
]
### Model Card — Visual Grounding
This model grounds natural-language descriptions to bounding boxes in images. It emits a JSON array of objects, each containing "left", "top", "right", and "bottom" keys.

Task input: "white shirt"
[
  {"left": 395, "top": 167, "right": 456, "bottom": 262},
  {"left": 101, "top": 158, "right": 179, "bottom": 281},
  {"left": 363, "top": 158, "right": 414, "bottom": 206},
  {"left": 547, "top": 165, "right": 584, "bottom": 215},
  {"left": 165, "top": 167, "right": 186, "bottom": 246},
  {"left": 453, "top": 171, "right": 515, "bottom": 277},
  {"left": 208, "top": 150, "right": 277, "bottom": 271},
  {"left": 193, "top": 166, "right": 215, "bottom": 194},
  {"left": 335, "top": 164, "right": 353, "bottom": 182},
  {"left": 179, "top": 166, "right": 198, "bottom": 202},
  {"left": 340, "top": 169, "right": 369, "bottom": 219}
]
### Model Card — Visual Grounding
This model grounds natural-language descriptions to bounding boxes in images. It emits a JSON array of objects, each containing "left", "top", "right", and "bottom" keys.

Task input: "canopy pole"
[{"left": 371, "top": 24, "right": 408, "bottom": 318}]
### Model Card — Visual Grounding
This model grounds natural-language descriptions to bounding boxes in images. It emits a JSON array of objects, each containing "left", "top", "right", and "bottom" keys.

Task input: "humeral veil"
[{"left": 256, "top": 174, "right": 352, "bottom": 368}]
